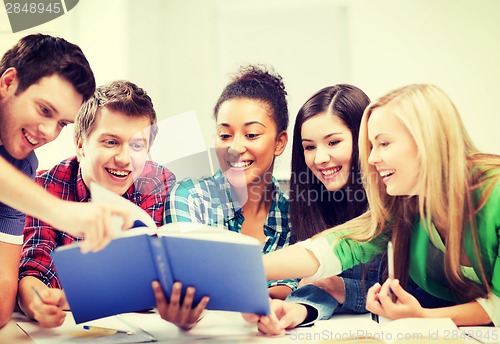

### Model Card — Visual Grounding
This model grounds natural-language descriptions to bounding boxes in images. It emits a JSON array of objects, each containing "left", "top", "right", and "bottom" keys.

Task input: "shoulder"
[
  {"left": 0, "top": 147, "right": 38, "bottom": 177},
  {"left": 135, "top": 161, "right": 176, "bottom": 190},
  {"left": 24, "top": 151, "right": 38, "bottom": 176},
  {"left": 473, "top": 167, "right": 500, "bottom": 209},
  {"left": 172, "top": 176, "right": 221, "bottom": 194},
  {"left": 469, "top": 170, "right": 500, "bottom": 246},
  {"left": 170, "top": 174, "right": 220, "bottom": 198},
  {"left": 476, "top": 177, "right": 500, "bottom": 219},
  {"left": 140, "top": 161, "right": 175, "bottom": 180},
  {"left": 35, "top": 157, "right": 78, "bottom": 185}
]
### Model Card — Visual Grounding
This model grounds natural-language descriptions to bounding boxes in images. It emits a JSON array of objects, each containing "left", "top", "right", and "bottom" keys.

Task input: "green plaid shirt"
[{"left": 165, "top": 169, "right": 297, "bottom": 290}]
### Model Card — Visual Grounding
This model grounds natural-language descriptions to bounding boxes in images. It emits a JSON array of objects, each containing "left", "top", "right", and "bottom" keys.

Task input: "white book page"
[{"left": 158, "top": 222, "right": 260, "bottom": 245}]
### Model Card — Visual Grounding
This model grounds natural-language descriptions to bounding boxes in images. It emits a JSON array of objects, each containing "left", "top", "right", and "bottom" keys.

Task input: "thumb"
[
  {"left": 279, "top": 305, "right": 308, "bottom": 329},
  {"left": 47, "top": 288, "right": 67, "bottom": 306},
  {"left": 389, "top": 279, "right": 408, "bottom": 301},
  {"left": 37, "top": 288, "right": 61, "bottom": 306}
]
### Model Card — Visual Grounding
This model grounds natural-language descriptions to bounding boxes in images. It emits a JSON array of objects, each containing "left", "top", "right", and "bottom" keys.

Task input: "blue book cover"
[
  {"left": 52, "top": 227, "right": 270, "bottom": 323},
  {"left": 160, "top": 229, "right": 271, "bottom": 315},
  {"left": 52, "top": 184, "right": 270, "bottom": 323},
  {"left": 52, "top": 231, "right": 158, "bottom": 323}
]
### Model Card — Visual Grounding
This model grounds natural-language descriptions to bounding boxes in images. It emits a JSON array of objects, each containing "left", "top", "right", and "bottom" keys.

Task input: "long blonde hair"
[{"left": 322, "top": 84, "right": 500, "bottom": 301}]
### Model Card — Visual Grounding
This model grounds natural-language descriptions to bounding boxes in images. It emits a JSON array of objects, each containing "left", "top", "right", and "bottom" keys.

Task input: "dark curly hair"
[{"left": 213, "top": 65, "right": 289, "bottom": 133}]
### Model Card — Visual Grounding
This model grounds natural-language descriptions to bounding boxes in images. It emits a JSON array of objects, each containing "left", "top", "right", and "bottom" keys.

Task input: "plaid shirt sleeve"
[
  {"left": 0, "top": 150, "right": 38, "bottom": 243},
  {"left": 19, "top": 216, "right": 77, "bottom": 288},
  {"left": 164, "top": 179, "right": 204, "bottom": 223},
  {"left": 18, "top": 162, "right": 78, "bottom": 288}
]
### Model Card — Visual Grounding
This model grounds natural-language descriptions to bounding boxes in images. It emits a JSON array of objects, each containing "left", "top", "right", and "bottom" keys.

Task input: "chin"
[
  {"left": 386, "top": 189, "right": 402, "bottom": 196},
  {"left": 104, "top": 184, "right": 127, "bottom": 196}
]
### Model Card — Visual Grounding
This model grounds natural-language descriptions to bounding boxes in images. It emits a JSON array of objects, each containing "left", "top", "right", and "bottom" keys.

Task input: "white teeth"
[
  {"left": 106, "top": 168, "right": 130, "bottom": 177},
  {"left": 23, "top": 130, "right": 39, "bottom": 145},
  {"left": 380, "top": 169, "right": 396, "bottom": 177},
  {"left": 320, "top": 167, "right": 341, "bottom": 176},
  {"left": 229, "top": 161, "right": 252, "bottom": 168}
]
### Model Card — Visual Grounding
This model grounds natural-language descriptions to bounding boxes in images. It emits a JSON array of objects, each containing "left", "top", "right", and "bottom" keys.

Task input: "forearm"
[
  {"left": 0, "top": 275, "right": 18, "bottom": 328},
  {"left": 423, "top": 301, "right": 491, "bottom": 326},
  {"left": 264, "top": 244, "right": 320, "bottom": 280},
  {"left": 0, "top": 243, "right": 22, "bottom": 328},
  {"left": 268, "top": 285, "right": 293, "bottom": 300}
]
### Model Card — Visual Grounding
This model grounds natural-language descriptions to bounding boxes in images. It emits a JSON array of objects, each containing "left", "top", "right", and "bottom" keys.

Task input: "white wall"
[{"left": 1, "top": 0, "right": 499, "bottom": 176}]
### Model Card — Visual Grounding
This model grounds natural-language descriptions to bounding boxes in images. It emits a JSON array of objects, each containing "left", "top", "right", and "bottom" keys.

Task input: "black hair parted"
[
  {"left": 213, "top": 65, "right": 289, "bottom": 133},
  {"left": 289, "top": 84, "right": 371, "bottom": 242}
]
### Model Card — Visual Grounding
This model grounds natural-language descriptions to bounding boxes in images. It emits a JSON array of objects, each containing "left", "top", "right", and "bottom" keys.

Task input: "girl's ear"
[{"left": 274, "top": 131, "right": 288, "bottom": 157}]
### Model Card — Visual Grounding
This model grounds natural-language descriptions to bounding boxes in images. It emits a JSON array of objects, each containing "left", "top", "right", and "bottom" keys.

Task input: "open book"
[
  {"left": 288, "top": 314, "right": 462, "bottom": 343},
  {"left": 51, "top": 183, "right": 270, "bottom": 324}
]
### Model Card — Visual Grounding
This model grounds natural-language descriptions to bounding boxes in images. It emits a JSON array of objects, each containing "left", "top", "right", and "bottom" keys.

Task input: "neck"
[
  {"left": 243, "top": 179, "right": 275, "bottom": 214},
  {"left": 228, "top": 175, "right": 273, "bottom": 211}
]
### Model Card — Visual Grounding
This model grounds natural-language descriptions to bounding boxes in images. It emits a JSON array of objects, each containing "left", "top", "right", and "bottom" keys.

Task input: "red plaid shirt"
[{"left": 19, "top": 156, "right": 176, "bottom": 288}]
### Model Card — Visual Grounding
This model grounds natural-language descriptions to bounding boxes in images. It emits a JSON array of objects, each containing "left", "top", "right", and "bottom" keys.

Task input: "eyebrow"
[
  {"left": 302, "top": 132, "right": 344, "bottom": 142},
  {"left": 217, "top": 121, "right": 266, "bottom": 128},
  {"left": 130, "top": 137, "right": 148, "bottom": 143},
  {"left": 38, "top": 98, "right": 76, "bottom": 123},
  {"left": 372, "top": 133, "right": 390, "bottom": 141},
  {"left": 99, "top": 133, "right": 140, "bottom": 140},
  {"left": 97, "top": 133, "right": 120, "bottom": 140},
  {"left": 40, "top": 99, "right": 58, "bottom": 114}
]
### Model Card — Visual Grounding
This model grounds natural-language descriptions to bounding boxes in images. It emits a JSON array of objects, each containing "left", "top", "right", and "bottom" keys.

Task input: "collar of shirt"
[{"left": 212, "top": 169, "right": 287, "bottom": 236}]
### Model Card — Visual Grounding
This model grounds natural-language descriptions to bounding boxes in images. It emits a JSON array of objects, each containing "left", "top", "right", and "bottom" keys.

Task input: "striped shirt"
[
  {"left": 165, "top": 169, "right": 297, "bottom": 290},
  {"left": 0, "top": 146, "right": 38, "bottom": 244}
]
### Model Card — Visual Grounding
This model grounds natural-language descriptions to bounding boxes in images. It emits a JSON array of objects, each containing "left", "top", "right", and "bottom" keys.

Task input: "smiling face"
[
  {"left": 301, "top": 112, "right": 353, "bottom": 191},
  {"left": 215, "top": 98, "right": 287, "bottom": 187},
  {"left": 367, "top": 105, "right": 420, "bottom": 196},
  {"left": 0, "top": 70, "right": 83, "bottom": 159},
  {"left": 78, "top": 107, "right": 151, "bottom": 196}
]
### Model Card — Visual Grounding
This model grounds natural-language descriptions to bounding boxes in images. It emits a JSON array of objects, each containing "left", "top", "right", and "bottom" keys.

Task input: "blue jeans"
[{"left": 286, "top": 254, "right": 384, "bottom": 322}]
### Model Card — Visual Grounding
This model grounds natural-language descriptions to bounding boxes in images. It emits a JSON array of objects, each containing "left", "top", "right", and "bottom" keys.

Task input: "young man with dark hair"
[
  {"left": 0, "top": 34, "right": 132, "bottom": 327},
  {"left": 18, "top": 80, "right": 176, "bottom": 328}
]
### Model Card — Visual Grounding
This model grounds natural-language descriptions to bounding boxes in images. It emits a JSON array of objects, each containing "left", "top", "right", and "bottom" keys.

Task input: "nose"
[
  {"left": 314, "top": 145, "right": 330, "bottom": 165},
  {"left": 228, "top": 148, "right": 240, "bottom": 160},
  {"left": 230, "top": 135, "right": 246, "bottom": 155},
  {"left": 368, "top": 148, "right": 380, "bottom": 165},
  {"left": 38, "top": 121, "right": 60, "bottom": 143},
  {"left": 114, "top": 145, "right": 132, "bottom": 166}
]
